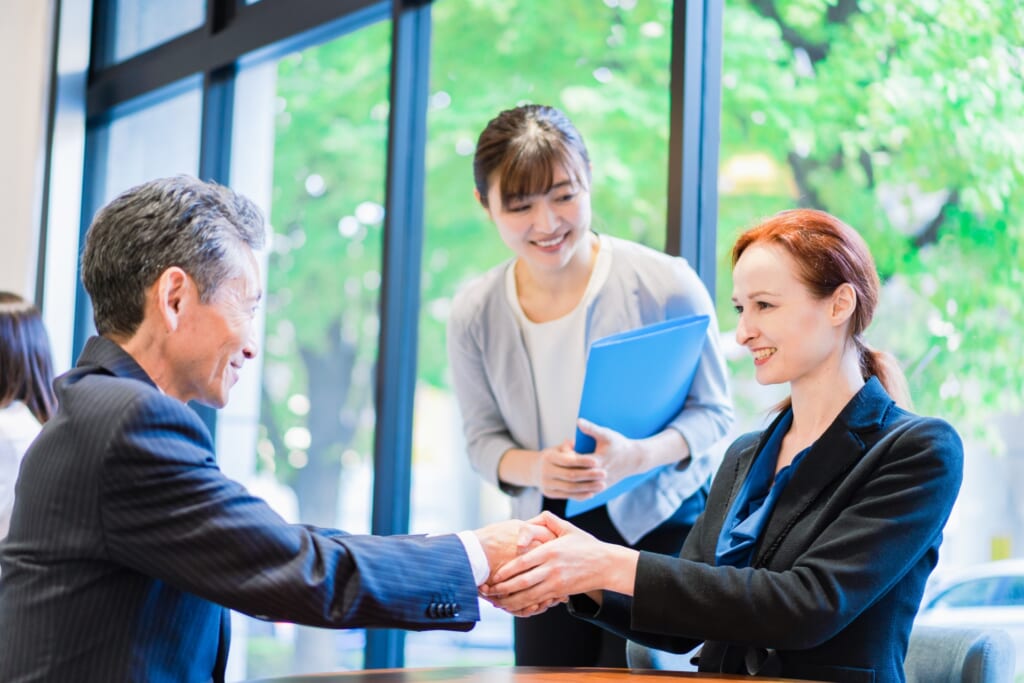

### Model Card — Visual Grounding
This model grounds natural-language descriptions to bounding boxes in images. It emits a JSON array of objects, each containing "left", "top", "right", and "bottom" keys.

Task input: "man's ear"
[
  {"left": 154, "top": 267, "right": 192, "bottom": 332},
  {"left": 830, "top": 282, "right": 857, "bottom": 327}
]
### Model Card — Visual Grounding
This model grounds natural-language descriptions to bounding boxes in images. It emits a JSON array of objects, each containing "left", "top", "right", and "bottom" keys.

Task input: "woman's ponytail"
[{"left": 857, "top": 337, "right": 912, "bottom": 410}]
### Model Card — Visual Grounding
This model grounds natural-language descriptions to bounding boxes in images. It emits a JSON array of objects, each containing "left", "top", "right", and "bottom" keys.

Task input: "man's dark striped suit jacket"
[{"left": 0, "top": 336, "right": 478, "bottom": 682}]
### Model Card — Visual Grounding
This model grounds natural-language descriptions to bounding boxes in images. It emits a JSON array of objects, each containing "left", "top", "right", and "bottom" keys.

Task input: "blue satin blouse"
[{"left": 715, "top": 410, "right": 810, "bottom": 568}]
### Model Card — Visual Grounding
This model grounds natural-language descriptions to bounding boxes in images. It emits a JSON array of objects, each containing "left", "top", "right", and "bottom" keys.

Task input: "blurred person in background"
[{"left": 0, "top": 291, "right": 56, "bottom": 541}]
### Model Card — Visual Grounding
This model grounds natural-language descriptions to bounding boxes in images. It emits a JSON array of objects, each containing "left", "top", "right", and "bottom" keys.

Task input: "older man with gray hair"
[{"left": 0, "top": 175, "right": 551, "bottom": 683}]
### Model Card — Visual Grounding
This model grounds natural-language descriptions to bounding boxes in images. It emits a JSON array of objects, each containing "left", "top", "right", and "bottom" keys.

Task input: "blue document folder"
[{"left": 565, "top": 314, "right": 710, "bottom": 517}]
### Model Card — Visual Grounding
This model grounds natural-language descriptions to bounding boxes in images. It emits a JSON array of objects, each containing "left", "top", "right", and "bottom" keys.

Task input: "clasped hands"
[
  {"left": 474, "top": 511, "right": 624, "bottom": 618},
  {"left": 535, "top": 418, "right": 643, "bottom": 501},
  {"left": 472, "top": 420, "right": 646, "bottom": 618}
]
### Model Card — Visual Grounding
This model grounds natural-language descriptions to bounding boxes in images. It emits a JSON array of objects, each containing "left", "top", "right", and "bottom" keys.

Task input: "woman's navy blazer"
[{"left": 575, "top": 377, "right": 964, "bottom": 683}]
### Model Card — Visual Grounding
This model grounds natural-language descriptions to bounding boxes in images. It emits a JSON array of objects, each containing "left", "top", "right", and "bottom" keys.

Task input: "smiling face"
[
  {"left": 484, "top": 166, "right": 593, "bottom": 274},
  {"left": 168, "top": 246, "right": 262, "bottom": 408},
  {"left": 731, "top": 242, "right": 850, "bottom": 388}
]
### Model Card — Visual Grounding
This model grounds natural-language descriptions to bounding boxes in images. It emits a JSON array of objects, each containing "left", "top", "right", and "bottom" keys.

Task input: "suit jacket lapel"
[
  {"left": 752, "top": 377, "right": 893, "bottom": 566},
  {"left": 731, "top": 429, "right": 769, "bottom": 506}
]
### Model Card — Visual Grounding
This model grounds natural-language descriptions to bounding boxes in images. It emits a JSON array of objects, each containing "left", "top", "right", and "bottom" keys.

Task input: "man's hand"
[{"left": 473, "top": 518, "right": 556, "bottom": 584}]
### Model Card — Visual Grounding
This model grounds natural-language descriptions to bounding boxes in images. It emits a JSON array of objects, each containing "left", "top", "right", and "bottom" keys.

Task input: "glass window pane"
[
  {"left": 91, "top": 75, "right": 202, "bottom": 209},
  {"left": 409, "top": 0, "right": 675, "bottom": 666},
  {"left": 226, "top": 20, "right": 392, "bottom": 680},
  {"left": 998, "top": 577, "right": 1024, "bottom": 607},
  {"left": 103, "top": 0, "right": 206, "bottom": 65},
  {"left": 717, "top": 0, "right": 1023, "bottom": 586},
  {"left": 932, "top": 578, "right": 1001, "bottom": 609}
]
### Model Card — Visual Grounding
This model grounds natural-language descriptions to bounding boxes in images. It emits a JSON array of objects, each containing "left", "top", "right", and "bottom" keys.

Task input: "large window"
[
  {"left": 96, "top": 0, "right": 206, "bottom": 66},
  {"left": 87, "top": 76, "right": 202, "bottom": 209},
  {"left": 234, "top": 20, "right": 393, "bottom": 676},
  {"left": 41, "top": 0, "right": 1022, "bottom": 680}
]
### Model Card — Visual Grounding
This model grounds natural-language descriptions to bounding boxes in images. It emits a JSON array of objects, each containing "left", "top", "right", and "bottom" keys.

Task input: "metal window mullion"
[
  {"left": 365, "top": 0, "right": 432, "bottom": 670},
  {"left": 665, "top": 0, "right": 724, "bottom": 300},
  {"left": 71, "top": 119, "right": 106, "bottom": 365},
  {"left": 85, "top": 0, "right": 385, "bottom": 118},
  {"left": 89, "top": 0, "right": 116, "bottom": 72}
]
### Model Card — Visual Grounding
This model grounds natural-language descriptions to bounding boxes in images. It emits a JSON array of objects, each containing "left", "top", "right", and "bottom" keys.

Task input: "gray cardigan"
[{"left": 447, "top": 235, "right": 733, "bottom": 543}]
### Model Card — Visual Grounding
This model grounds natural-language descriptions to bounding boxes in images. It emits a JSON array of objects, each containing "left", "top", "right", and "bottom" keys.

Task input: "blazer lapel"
[
  {"left": 752, "top": 378, "right": 894, "bottom": 566},
  {"left": 699, "top": 429, "right": 768, "bottom": 546},
  {"left": 730, "top": 429, "right": 771, "bottom": 505}
]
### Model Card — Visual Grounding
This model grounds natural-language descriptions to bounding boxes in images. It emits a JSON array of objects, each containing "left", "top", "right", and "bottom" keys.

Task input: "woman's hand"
[
  {"left": 533, "top": 439, "right": 607, "bottom": 500},
  {"left": 576, "top": 419, "right": 648, "bottom": 487},
  {"left": 576, "top": 420, "right": 692, "bottom": 486},
  {"left": 480, "top": 512, "right": 639, "bottom": 614},
  {"left": 478, "top": 590, "right": 567, "bottom": 618}
]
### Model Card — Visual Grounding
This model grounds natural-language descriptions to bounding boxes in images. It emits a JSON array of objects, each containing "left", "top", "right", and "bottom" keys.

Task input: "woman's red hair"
[{"left": 732, "top": 209, "right": 911, "bottom": 409}]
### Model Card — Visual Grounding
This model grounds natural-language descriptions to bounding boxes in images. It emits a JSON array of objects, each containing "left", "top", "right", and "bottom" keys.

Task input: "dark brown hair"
[
  {"left": 473, "top": 104, "right": 591, "bottom": 210},
  {"left": 732, "top": 209, "right": 911, "bottom": 409},
  {"left": 0, "top": 292, "right": 56, "bottom": 423}
]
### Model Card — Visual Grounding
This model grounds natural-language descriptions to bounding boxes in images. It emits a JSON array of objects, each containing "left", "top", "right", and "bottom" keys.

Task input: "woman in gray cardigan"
[{"left": 446, "top": 104, "right": 733, "bottom": 667}]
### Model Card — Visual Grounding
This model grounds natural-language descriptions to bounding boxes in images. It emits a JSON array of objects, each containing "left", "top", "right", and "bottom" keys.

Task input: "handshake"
[{"left": 471, "top": 511, "right": 638, "bottom": 618}]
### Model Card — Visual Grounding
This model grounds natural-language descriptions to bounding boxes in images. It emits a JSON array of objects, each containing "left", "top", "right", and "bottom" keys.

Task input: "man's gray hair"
[{"left": 81, "top": 175, "right": 266, "bottom": 337}]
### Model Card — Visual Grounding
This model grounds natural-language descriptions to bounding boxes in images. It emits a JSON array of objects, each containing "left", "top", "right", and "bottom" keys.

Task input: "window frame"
[{"left": 39, "top": 0, "right": 724, "bottom": 669}]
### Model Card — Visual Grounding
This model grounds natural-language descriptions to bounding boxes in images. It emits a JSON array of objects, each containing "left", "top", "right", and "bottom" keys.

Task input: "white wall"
[{"left": 0, "top": 0, "right": 55, "bottom": 301}]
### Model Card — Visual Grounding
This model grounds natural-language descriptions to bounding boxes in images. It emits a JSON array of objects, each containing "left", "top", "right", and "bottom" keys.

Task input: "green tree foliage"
[
  {"left": 421, "top": 0, "right": 676, "bottom": 386},
  {"left": 716, "top": 0, "right": 1024, "bottom": 439},
  {"left": 261, "top": 0, "right": 676, "bottom": 493},
  {"left": 261, "top": 0, "right": 1023, "bottom": 503},
  {"left": 261, "top": 21, "right": 391, "bottom": 518}
]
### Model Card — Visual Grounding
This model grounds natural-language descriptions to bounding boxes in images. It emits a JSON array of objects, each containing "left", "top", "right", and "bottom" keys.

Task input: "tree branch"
[
  {"left": 827, "top": 0, "right": 861, "bottom": 25},
  {"left": 747, "top": 0, "right": 863, "bottom": 64},
  {"left": 786, "top": 151, "right": 825, "bottom": 209},
  {"left": 912, "top": 189, "right": 960, "bottom": 249},
  {"left": 858, "top": 149, "right": 875, "bottom": 189},
  {"left": 747, "top": 0, "right": 827, "bottom": 62}
]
